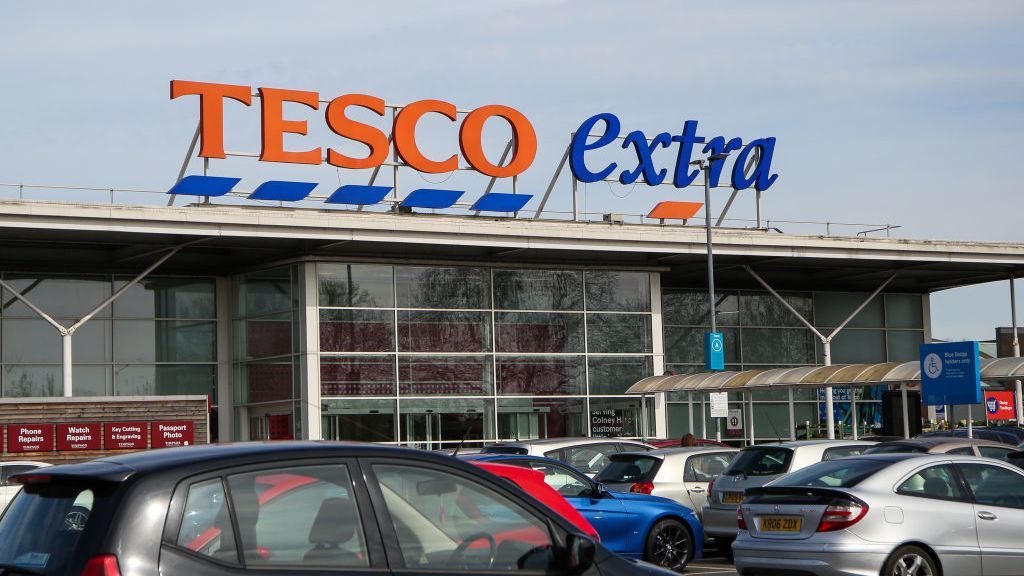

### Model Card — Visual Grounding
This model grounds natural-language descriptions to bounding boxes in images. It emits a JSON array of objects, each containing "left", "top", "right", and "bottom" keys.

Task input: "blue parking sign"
[
  {"left": 705, "top": 332, "right": 725, "bottom": 371},
  {"left": 919, "top": 341, "right": 981, "bottom": 406}
]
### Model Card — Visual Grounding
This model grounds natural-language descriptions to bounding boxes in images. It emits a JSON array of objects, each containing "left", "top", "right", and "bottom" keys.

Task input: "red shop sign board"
[
  {"left": 151, "top": 421, "right": 194, "bottom": 448},
  {"left": 57, "top": 422, "right": 101, "bottom": 451},
  {"left": 8, "top": 424, "right": 54, "bottom": 453},
  {"left": 985, "top": 391, "right": 1017, "bottom": 421},
  {"left": 104, "top": 422, "right": 148, "bottom": 450}
]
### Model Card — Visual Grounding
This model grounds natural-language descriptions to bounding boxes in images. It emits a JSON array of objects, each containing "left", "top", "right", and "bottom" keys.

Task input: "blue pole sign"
[
  {"left": 919, "top": 341, "right": 982, "bottom": 406},
  {"left": 705, "top": 332, "right": 725, "bottom": 371}
]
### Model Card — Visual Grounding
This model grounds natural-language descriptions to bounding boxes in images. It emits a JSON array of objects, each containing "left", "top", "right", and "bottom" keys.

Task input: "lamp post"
[{"left": 691, "top": 152, "right": 731, "bottom": 335}]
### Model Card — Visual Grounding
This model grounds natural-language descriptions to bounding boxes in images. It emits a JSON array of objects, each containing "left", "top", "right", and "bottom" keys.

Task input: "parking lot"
[{"left": 685, "top": 556, "right": 735, "bottom": 574}]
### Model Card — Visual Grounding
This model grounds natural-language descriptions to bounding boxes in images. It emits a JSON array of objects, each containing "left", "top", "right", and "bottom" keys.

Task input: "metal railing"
[{"left": 0, "top": 182, "right": 902, "bottom": 238}]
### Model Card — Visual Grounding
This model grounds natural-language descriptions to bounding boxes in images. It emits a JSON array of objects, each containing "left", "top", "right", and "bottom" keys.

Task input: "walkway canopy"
[{"left": 626, "top": 358, "right": 1024, "bottom": 395}]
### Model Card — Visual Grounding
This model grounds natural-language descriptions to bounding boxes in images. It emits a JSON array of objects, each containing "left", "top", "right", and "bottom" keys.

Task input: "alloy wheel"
[
  {"left": 651, "top": 523, "right": 689, "bottom": 570},
  {"left": 891, "top": 552, "right": 934, "bottom": 576}
]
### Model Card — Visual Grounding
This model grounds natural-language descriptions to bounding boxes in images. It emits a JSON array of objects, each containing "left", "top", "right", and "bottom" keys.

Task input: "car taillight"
[
  {"left": 8, "top": 474, "right": 50, "bottom": 485},
  {"left": 630, "top": 482, "right": 654, "bottom": 494},
  {"left": 81, "top": 555, "right": 121, "bottom": 576},
  {"left": 817, "top": 500, "right": 868, "bottom": 532},
  {"left": 707, "top": 477, "right": 715, "bottom": 495},
  {"left": 736, "top": 508, "right": 747, "bottom": 530}
]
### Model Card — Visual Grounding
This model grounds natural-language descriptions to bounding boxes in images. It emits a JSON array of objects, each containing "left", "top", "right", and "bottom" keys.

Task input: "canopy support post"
[
  {"left": 901, "top": 384, "right": 910, "bottom": 439},
  {"left": 744, "top": 266, "right": 896, "bottom": 440},
  {"left": 687, "top": 392, "right": 694, "bottom": 435},
  {"left": 788, "top": 388, "right": 796, "bottom": 441},
  {"left": 747, "top": 391, "right": 755, "bottom": 446},
  {"left": 700, "top": 394, "right": 707, "bottom": 439},
  {"left": 851, "top": 388, "right": 859, "bottom": 440},
  {"left": 967, "top": 405, "right": 974, "bottom": 438}
]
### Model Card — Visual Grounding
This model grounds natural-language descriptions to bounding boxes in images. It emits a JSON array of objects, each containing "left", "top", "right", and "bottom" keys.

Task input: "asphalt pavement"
[{"left": 685, "top": 556, "right": 736, "bottom": 574}]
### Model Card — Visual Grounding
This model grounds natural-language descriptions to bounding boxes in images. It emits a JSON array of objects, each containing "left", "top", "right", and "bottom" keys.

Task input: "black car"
[{"left": 0, "top": 442, "right": 678, "bottom": 576}]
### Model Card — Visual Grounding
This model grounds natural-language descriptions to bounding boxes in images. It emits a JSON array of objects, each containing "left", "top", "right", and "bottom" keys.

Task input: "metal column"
[
  {"left": 787, "top": 388, "right": 796, "bottom": 441},
  {"left": 688, "top": 392, "right": 694, "bottom": 435},
  {"left": 1011, "top": 274, "right": 1022, "bottom": 425}
]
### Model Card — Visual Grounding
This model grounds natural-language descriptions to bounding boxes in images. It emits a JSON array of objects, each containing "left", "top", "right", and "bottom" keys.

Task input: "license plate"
[
  {"left": 759, "top": 516, "right": 802, "bottom": 532},
  {"left": 722, "top": 491, "right": 744, "bottom": 504}
]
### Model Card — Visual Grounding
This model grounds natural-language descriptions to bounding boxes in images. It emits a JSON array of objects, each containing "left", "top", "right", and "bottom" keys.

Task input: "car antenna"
[{"left": 451, "top": 422, "right": 475, "bottom": 458}]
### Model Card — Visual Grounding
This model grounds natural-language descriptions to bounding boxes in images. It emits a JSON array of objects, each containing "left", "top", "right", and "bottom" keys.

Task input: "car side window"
[
  {"left": 979, "top": 446, "right": 1014, "bottom": 462},
  {"left": 948, "top": 447, "right": 974, "bottom": 456},
  {"left": 176, "top": 478, "right": 238, "bottom": 564},
  {"left": 564, "top": 444, "right": 617, "bottom": 475},
  {"left": 896, "top": 465, "right": 967, "bottom": 501},
  {"left": 684, "top": 453, "right": 733, "bottom": 482},
  {"left": 226, "top": 465, "right": 369, "bottom": 568},
  {"left": 822, "top": 446, "right": 865, "bottom": 461},
  {"left": 959, "top": 463, "right": 1024, "bottom": 509},
  {"left": 529, "top": 461, "right": 591, "bottom": 497},
  {"left": 373, "top": 464, "right": 556, "bottom": 571}
]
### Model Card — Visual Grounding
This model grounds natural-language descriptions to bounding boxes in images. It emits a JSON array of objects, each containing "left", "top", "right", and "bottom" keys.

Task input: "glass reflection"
[
  {"left": 498, "top": 397, "right": 584, "bottom": 440},
  {"left": 322, "top": 399, "right": 396, "bottom": 443},
  {"left": 587, "top": 356, "right": 652, "bottom": 395},
  {"left": 495, "top": 312, "right": 583, "bottom": 353},
  {"left": 114, "top": 277, "right": 215, "bottom": 318},
  {"left": 2, "top": 365, "right": 61, "bottom": 397},
  {"left": 589, "top": 397, "right": 644, "bottom": 437},
  {"left": 114, "top": 365, "right": 216, "bottom": 397},
  {"left": 235, "top": 314, "right": 293, "bottom": 360},
  {"left": 398, "top": 398, "right": 493, "bottom": 450},
  {"left": 235, "top": 267, "right": 294, "bottom": 317},
  {"left": 586, "top": 314, "right": 652, "bottom": 353},
  {"left": 398, "top": 355, "right": 492, "bottom": 395},
  {"left": 397, "top": 311, "right": 490, "bottom": 353},
  {"left": 318, "top": 264, "right": 394, "bottom": 308},
  {"left": 395, "top": 266, "right": 490, "bottom": 309},
  {"left": 493, "top": 269, "right": 582, "bottom": 311},
  {"left": 1, "top": 276, "right": 111, "bottom": 318},
  {"left": 497, "top": 356, "right": 584, "bottom": 395},
  {"left": 321, "top": 356, "right": 395, "bottom": 396},
  {"left": 319, "top": 310, "right": 394, "bottom": 352},
  {"left": 114, "top": 320, "right": 215, "bottom": 363},
  {"left": 584, "top": 271, "right": 650, "bottom": 312}
]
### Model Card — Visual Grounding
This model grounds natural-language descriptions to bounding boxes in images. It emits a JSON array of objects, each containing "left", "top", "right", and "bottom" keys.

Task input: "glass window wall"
[{"left": 0, "top": 274, "right": 217, "bottom": 398}]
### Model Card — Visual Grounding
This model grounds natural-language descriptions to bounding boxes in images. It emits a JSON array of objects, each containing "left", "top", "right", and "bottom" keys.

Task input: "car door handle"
[
  {"left": 978, "top": 511, "right": 998, "bottom": 521},
  {"left": 688, "top": 488, "right": 705, "bottom": 493}
]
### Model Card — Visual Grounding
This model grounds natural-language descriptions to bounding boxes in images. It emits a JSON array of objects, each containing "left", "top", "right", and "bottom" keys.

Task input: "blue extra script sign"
[
  {"left": 704, "top": 331, "right": 725, "bottom": 371},
  {"left": 919, "top": 341, "right": 981, "bottom": 406}
]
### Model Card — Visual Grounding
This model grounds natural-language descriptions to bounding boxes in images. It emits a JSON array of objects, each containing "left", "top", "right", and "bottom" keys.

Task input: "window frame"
[
  {"left": 956, "top": 462, "right": 1024, "bottom": 510},
  {"left": 894, "top": 463, "right": 970, "bottom": 503},
  {"left": 161, "top": 457, "right": 384, "bottom": 570},
  {"left": 360, "top": 457, "right": 566, "bottom": 573}
]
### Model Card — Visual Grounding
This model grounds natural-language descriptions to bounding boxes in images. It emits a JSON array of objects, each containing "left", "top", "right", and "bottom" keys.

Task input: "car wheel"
[
  {"left": 882, "top": 545, "right": 937, "bottom": 576},
  {"left": 644, "top": 518, "right": 693, "bottom": 572},
  {"left": 715, "top": 537, "right": 734, "bottom": 561}
]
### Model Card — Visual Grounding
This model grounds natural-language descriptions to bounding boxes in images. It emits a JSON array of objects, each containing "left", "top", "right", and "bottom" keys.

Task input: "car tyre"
[
  {"left": 715, "top": 537, "right": 734, "bottom": 561},
  {"left": 882, "top": 545, "right": 937, "bottom": 576},
  {"left": 644, "top": 518, "right": 693, "bottom": 572}
]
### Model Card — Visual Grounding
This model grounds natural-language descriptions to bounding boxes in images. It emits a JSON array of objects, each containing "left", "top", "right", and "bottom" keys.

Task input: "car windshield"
[
  {"left": 864, "top": 443, "right": 929, "bottom": 454},
  {"left": 0, "top": 480, "right": 103, "bottom": 575},
  {"left": 725, "top": 447, "right": 792, "bottom": 477},
  {"left": 595, "top": 455, "right": 659, "bottom": 484},
  {"left": 770, "top": 459, "right": 890, "bottom": 488}
]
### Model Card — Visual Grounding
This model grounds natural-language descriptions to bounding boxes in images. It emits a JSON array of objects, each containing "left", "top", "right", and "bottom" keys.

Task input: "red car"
[
  {"left": 471, "top": 461, "right": 600, "bottom": 541},
  {"left": 646, "top": 437, "right": 731, "bottom": 449}
]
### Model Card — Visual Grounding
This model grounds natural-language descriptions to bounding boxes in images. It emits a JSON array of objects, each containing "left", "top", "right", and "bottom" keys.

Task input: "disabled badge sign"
[{"left": 919, "top": 341, "right": 981, "bottom": 406}]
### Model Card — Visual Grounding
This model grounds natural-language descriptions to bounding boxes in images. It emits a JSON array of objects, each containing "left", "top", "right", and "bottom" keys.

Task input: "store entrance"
[
  {"left": 497, "top": 410, "right": 548, "bottom": 441},
  {"left": 403, "top": 409, "right": 486, "bottom": 451}
]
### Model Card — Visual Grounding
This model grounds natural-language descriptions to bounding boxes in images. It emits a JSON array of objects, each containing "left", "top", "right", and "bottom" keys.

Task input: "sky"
[{"left": 0, "top": 1, "right": 1021, "bottom": 341}]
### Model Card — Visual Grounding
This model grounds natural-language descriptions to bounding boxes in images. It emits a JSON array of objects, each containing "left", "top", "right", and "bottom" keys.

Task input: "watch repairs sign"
[{"left": 56, "top": 423, "right": 101, "bottom": 451}]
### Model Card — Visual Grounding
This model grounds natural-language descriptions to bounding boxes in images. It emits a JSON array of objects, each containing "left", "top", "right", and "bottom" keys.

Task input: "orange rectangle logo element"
[{"left": 647, "top": 201, "right": 704, "bottom": 220}]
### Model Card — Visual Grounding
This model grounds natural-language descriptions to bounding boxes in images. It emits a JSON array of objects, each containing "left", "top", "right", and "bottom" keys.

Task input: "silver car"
[
  {"left": 701, "top": 439, "right": 876, "bottom": 556},
  {"left": 594, "top": 447, "right": 738, "bottom": 518},
  {"left": 734, "top": 453, "right": 1024, "bottom": 576},
  {"left": 480, "top": 437, "right": 655, "bottom": 476},
  {"left": 865, "top": 437, "right": 1017, "bottom": 461}
]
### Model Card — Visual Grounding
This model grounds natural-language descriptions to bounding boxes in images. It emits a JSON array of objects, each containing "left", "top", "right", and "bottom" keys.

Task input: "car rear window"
[
  {"left": 864, "top": 443, "right": 929, "bottom": 454},
  {"left": 481, "top": 446, "right": 528, "bottom": 455},
  {"left": 770, "top": 459, "right": 890, "bottom": 488},
  {"left": 0, "top": 481, "right": 105, "bottom": 575},
  {"left": 725, "top": 447, "right": 792, "bottom": 476},
  {"left": 595, "top": 455, "right": 659, "bottom": 484}
]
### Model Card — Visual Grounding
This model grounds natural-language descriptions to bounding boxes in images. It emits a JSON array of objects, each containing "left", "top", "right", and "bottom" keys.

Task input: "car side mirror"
[{"left": 564, "top": 533, "right": 596, "bottom": 574}]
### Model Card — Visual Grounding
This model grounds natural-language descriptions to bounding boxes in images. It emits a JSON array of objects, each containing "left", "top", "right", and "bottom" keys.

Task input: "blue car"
[{"left": 462, "top": 453, "right": 703, "bottom": 572}]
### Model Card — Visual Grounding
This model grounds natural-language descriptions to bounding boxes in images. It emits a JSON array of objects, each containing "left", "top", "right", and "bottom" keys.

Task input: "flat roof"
[{"left": 0, "top": 199, "right": 1021, "bottom": 291}]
